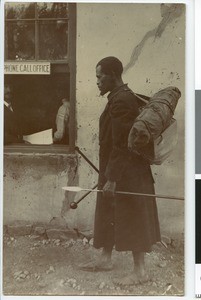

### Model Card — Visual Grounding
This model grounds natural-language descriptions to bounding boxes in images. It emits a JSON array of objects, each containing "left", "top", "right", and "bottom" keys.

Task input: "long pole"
[
  {"left": 62, "top": 186, "right": 184, "bottom": 201},
  {"left": 78, "top": 188, "right": 184, "bottom": 201},
  {"left": 62, "top": 186, "right": 184, "bottom": 209}
]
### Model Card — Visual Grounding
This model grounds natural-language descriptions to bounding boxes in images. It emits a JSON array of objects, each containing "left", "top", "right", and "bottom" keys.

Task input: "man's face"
[
  {"left": 4, "top": 85, "right": 12, "bottom": 103},
  {"left": 96, "top": 65, "right": 114, "bottom": 96}
]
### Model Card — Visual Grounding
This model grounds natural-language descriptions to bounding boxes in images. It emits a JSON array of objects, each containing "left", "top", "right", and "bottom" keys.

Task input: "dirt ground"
[{"left": 3, "top": 233, "right": 184, "bottom": 296}]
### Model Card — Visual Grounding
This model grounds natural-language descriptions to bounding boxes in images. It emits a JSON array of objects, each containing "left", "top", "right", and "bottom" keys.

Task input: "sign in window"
[{"left": 4, "top": 62, "right": 51, "bottom": 75}]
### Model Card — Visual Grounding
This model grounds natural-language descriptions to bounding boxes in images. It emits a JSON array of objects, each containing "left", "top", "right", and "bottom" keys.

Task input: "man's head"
[
  {"left": 4, "top": 83, "right": 13, "bottom": 104},
  {"left": 61, "top": 98, "right": 70, "bottom": 107},
  {"left": 96, "top": 56, "right": 123, "bottom": 96}
]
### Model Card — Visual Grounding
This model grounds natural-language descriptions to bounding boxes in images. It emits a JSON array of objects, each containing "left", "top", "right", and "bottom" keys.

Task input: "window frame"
[
  {"left": 4, "top": 2, "right": 76, "bottom": 154},
  {"left": 5, "top": 2, "right": 69, "bottom": 62}
]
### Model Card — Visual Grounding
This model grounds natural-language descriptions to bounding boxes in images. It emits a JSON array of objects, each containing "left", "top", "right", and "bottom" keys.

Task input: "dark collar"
[{"left": 107, "top": 84, "right": 128, "bottom": 102}]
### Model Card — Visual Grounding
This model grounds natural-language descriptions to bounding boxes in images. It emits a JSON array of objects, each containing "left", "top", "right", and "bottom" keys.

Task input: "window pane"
[
  {"left": 38, "top": 3, "right": 68, "bottom": 18},
  {"left": 5, "top": 73, "right": 70, "bottom": 145},
  {"left": 39, "top": 20, "right": 68, "bottom": 60},
  {"left": 5, "top": 21, "right": 35, "bottom": 60},
  {"left": 5, "top": 3, "right": 35, "bottom": 19}
]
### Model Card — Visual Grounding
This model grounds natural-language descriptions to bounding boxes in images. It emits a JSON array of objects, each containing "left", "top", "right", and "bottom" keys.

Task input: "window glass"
[
  {"left": 5, "top": 21, "right": 35, "bottom": 60},
  {"left": 5, "top": 2, "right": 69, "bottom": 61},
  {"left": 38, "top": 3, "right": 68, "bottom": 18},
  {"left": 39, "top": 20, "right": 68, "bottom": 60},
  {"left": 5, "top": 3, "right": 35, "bottom": 19}
]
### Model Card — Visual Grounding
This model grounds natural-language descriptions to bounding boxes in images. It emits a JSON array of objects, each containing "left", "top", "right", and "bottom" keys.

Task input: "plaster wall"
[
  {"left": 3, "top": 153, "right": 78, "bottom": 227},
  {"left": 76, "top": 3, "right": 185, "bottom": 235}
]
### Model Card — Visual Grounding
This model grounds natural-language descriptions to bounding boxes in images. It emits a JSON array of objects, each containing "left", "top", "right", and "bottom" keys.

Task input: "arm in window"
[{"left": 4, "top": 109, "right": 24, "bottom": 145}]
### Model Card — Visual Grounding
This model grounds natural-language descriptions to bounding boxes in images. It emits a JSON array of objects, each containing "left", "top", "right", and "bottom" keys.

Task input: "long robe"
[{"left": 93, "top": 84, "right": 161, "bottom": 252}]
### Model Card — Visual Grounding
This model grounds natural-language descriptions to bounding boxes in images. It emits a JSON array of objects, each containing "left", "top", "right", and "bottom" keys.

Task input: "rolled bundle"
[{"left": 128, "top": 86, "right": 181, "bottom": 152}]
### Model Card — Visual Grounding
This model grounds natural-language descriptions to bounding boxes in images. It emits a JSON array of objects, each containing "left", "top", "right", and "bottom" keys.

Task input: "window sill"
[{"left": 4, "top": 144, "right": 72, "bottom": 155}]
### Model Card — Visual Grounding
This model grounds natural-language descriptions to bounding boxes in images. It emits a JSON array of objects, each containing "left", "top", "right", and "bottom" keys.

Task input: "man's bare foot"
[
  {"left": 78, "top": 257, "right": 113, "bottom": 272},
  {"left": 113, "top": 272, "right": 150, "bottom": 286}
]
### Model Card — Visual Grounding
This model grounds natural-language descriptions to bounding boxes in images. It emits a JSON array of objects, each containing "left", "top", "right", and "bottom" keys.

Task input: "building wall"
[
  {"left": 3, "top": 3, "right": 185, "bottom": 237},
  {"left": 3, "top": 153, "right": 78, "bottom": 229},
  {"left": 76, "top": 3, "right": 185, "bottom": 236}
]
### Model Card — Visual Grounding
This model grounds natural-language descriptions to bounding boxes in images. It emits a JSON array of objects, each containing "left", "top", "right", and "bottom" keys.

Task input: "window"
[
  {"left": 4, "top": 3, "right": 76, "bottom": 151},
  {"left": 5, "top": 3, "right": 69, "bottom": 61}
]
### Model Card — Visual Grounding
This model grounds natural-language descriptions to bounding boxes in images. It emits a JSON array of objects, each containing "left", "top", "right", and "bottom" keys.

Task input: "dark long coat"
[{"left": 93, "top": 84, "right": 161, "bottom": 252}]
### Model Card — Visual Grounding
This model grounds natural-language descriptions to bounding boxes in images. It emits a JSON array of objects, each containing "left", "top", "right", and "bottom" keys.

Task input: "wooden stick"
[{"left": 62, "top": 186, "right": 184, "bottom": 201}]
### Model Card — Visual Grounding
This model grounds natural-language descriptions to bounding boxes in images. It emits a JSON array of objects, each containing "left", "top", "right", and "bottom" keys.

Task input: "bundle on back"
[{"left": 128, "top": 86, "right": 181, "bottom": 164}]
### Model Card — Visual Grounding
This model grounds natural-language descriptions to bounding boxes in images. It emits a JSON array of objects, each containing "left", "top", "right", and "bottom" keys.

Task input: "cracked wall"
[
  {"left": 76, "top": 3, "right": 185, "bottom": 235},
  {"left": 124, "top": 4, "right": 185, "bottom": 73}
]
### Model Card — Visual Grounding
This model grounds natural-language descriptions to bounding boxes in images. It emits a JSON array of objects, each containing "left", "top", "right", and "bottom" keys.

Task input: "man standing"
[
  {"left": 80, "top": 56, "right": 161, "bottom": 286},
  {"left": 4, "top": 83, "right": 23, "bottom": 145}
]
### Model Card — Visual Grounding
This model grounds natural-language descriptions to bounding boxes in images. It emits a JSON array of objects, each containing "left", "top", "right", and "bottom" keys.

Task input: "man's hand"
[{"left": 103, "top": 180, "right": 116, "bottom": 198}]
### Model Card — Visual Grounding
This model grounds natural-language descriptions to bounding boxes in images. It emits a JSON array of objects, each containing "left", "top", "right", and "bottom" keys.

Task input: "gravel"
[{"left": 3, "top": 233, "right": 184, "bottom": 296}]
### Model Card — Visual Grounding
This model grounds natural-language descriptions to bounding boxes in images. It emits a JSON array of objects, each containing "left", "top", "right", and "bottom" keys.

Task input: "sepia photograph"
[{"left": 2, "top": 1, "right": 185, "bottom": 296}]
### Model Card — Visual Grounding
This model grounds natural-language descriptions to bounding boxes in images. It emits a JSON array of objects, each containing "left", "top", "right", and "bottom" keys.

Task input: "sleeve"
[
  {"left": 4, "top": 132, "right": 23, "bottom": 145},
  {"left": 54, "top": 105, "right": 66, "bottom": 141},
  {"left": 4, "top": 112, "right": 24, "bottom": 145},
  {"left": 104, "top": 93, "right": 139, "bottom": 182}
]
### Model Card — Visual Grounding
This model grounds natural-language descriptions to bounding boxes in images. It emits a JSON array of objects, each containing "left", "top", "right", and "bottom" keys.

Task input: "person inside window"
[
  {"left": 53, "top": 98, "right": 70, "bottom": 144},
  {"left": 4, "top": 83, "right": 24, "bottom": 145}
]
